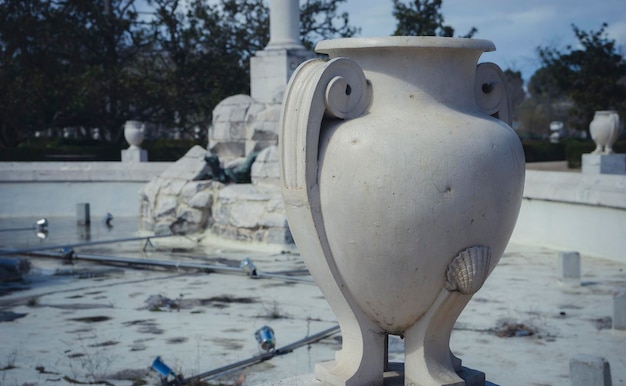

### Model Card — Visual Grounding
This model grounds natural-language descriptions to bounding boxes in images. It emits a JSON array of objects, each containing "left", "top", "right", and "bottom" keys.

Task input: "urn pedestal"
[{"left": 279, "top": 37, "right": 525, "bottom": 386}]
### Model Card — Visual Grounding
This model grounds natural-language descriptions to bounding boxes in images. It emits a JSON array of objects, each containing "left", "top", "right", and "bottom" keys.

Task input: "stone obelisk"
[{"left": 250, "top": 0, "right": 314, "bottom": 104}]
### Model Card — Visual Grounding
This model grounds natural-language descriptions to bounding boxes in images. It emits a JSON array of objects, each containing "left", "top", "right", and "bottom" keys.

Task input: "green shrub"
[
  {"left": 0, "top": 139, "right": 201, "bottom": 162},
  {"left": 566, "top": 141, "right": 626, "bottom": 168},
  {"left": 521, "top": 141, "right": 566, "bottom": 163}
]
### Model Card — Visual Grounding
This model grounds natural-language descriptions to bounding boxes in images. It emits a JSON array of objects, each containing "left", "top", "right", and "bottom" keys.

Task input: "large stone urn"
[
  {"left": 279, "top": 37, "right": 525, "bottom": 386},
  {"left": 589, "top": 110, "right": 620, "bottom": 154}
]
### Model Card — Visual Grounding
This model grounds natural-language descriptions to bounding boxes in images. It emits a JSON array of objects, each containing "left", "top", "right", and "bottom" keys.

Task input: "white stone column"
[{"left": 266, "top": 0, "right": 304, "bottom": 50}]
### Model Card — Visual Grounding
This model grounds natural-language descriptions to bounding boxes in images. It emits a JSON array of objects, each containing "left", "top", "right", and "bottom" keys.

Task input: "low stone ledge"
[
  {"left": 0, "top": 162, "right": 172, "bottom": 182},
  {"left": 523, "top": 170, "right": 626, "bottom": 209}
]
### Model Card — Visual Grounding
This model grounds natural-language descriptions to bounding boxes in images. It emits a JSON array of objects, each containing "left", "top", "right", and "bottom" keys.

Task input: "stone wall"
[
  {"left": 208, "top": 94, "right": 281, "bottom": 165},
  {"left": 0, "top": 161, "right": 169, "bottom": 217},
  {"left": 510, "top": 170, "right": 626, "bottom": 262},
  {"left": 138, "top": 144, "right": 292, "bottom": 246},
  {"left": 211, "top": 184, "right": 292, "bottom": 245},
  {"left": 139, "top": 146, "right": 219, "bottom": 234}
]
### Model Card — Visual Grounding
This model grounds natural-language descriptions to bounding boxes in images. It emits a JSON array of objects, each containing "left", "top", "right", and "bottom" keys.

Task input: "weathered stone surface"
[
  {"left": 159, "top": 178, "right": 187, "bottom": 196},
  {"left": 217, "top": 184, "right": 274, "bottom": 203},
  {"left": 137, "top": 99, "right": 291, "bottom": 244},
  {"left": 213, "top": 205, "right": 230, "bottom": 226},
  {"left": 224, "top": 157, "right": 246, "bottom": 170},
  {"left": 266, "top": 197, "right": 284, "bottom": 212},
  {"left": 251, "top": 145, "right": 280, "bottom": 187},
  {"left": 209, "top": 183, "right": 289, "bottom": 245},
  {"left": 180, "top": 181, "right": 215, "bottom": 203},
  {"left": 160, "top": 145, "right": 209, "bottom": 181},
  {"left": 209, "top": 93, "right": 282, "bottom": 163},
  {"left": 246, "top": 105, "right": 280, "bottom": 155},
  {"left": 259, "top": 212, "right": 287, "bottom": 228},
  {"left": 141, "top": 218, "right": 155, "bottom": 232},
  {"left": 138, "top": 145, "right": 222, "bottom": 234},
  {"left": 154, "top": 195, "right": 178, "bottom": 219},
  {"left": 140, "top": 177, "right": 161, "bottom": 206},
  {"left": 210, "top": 95, "right": 255, "bottom": 160},
  {"left": 265, "top": 227, "right": 294, "bottom": 245},
  {"left": 208, "top": 142, "right": 245, "bottom": 162},
  {"left": 177, "top": 205, "right": 205, "bottom": 226},
  {"left": 213, "top": 96, "right": 253, "bottom": 128},
  {"left": 249, "top": 105, "right": 280, "bottom": 141},
  {"left": 230, "top": 201, "right": 266, "bottom": 228},
  {"left": 246, "top": 101, "right": 267, "bottom": 125},
  {"left": 187, "top": 190, "right": 214, "bottom": 209},
  {"left": 154, "top": 222, "right": 172, "bottom": 235}
]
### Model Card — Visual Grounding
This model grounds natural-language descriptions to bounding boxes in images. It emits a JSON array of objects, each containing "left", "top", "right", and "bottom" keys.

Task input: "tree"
[
  {"left": 515, "top": 67, "right": 571, "bottom": 139},
  {"left": 135, "top": 0, "right": 249, "bottom": 136},
  {"left": 0, "top": 0, "right": 359, "bottom": 147},
  {"left": 300, "top": 0, "right": 360, "bottom": 49},
  {"left": 391, "top": 0, "right": 476, "bottom": 38},
  {"left": 0, "top": 0, "right": 148, "bottom": 146},
  {"left": 537, "top": 23, "right": 626, "bottom": 131},
  {"left": 140, "top": 0, "right": 359, "bottom": 137}
]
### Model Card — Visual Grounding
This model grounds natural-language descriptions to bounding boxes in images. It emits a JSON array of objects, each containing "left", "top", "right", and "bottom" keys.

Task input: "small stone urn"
[
  {"left": 589, "top": 110, "right": 620, "bottom": 154},
  {"left": 122, "top": 120, "right": 147, "bottom": 162},
  {"left": 124, "top": 120, "right": 146, "bottom": 148},
  {"left": 279, "top": 37, "right": 525, "bottom": 385}
]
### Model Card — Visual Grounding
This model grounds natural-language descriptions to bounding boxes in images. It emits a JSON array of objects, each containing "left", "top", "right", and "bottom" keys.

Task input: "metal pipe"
[
  {"left": 0, "top": 234, "right": 174, "bottom": 256},
  {"left": 19, "top": 249, "right": 315, "bottom": 284},
  {"left": 0, "top": 227, "right": 38, "bottom": 232},
  {"left": 176, "top": 325, "right": 340, "bottom": 385}
]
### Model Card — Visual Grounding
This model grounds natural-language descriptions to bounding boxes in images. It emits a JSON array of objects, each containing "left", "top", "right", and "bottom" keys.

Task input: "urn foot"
[
  {"left": 403, "top": 288, "right": 475, "bottom": 386},
  {"left": 314, "top": 317, "right": 386, "bottom": 385}
]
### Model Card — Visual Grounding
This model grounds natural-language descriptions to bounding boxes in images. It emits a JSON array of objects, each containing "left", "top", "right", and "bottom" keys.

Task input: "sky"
[{"left": 334, "top": 0, "right": 626, "bottom": 82}]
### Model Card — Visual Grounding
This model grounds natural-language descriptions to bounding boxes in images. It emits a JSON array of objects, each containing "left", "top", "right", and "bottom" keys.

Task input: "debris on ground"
[{"left": 493, "top": 320, "right": 536, "bottom": 337}]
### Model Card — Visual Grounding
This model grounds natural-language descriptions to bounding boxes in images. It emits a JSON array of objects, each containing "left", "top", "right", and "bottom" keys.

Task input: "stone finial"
[
  {"left": 559, "top": 251, "right": 581, "bottom": 285},
  {"left": 570, "top": 354, "right": 612, "bottom": 386},
  {"left": 614, "top": 288, "right": 626, "bottom": 330}
]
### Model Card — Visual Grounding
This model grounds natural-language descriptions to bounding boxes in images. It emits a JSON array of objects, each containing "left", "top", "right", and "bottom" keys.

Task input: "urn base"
[
  {"left": 315, "top": 361, "right": 495, "bottom": 386},
  {"left": 582, "top": 154, "right": 626, "bottom": 175},
  {"left": 121, "top": 147, "right": 148, "bottom": 163}
]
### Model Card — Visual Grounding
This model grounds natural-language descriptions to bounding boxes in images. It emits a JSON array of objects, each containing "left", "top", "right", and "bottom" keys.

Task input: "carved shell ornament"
[{"left": 445, "top": 246, "right": 491, "bottom": 295}]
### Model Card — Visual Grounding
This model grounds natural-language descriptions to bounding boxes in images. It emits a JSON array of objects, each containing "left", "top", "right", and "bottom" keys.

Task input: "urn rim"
[
  {"left": 316, "top": 36, "right": 495, "bottom": 54},
  {"left": 125, "top": 120, "right": 144, "bottom": 128}
]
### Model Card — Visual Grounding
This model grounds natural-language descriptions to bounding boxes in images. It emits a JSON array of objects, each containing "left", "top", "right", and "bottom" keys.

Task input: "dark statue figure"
[{"left": 204, "top": 151, "right": 259, "bottom": 184}]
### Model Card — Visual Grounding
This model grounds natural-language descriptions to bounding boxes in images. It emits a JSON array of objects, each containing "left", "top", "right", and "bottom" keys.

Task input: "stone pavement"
[{"left": 0, "top": 217, "right": 624, "bottom": 385}]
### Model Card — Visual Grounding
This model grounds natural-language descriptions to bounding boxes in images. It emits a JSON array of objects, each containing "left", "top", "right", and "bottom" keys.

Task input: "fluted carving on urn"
[{"left": 280, "top": 57, "right": 370, "bottom": 191}]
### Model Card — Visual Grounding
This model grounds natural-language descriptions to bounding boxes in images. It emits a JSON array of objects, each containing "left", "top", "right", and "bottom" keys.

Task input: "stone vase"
[
  {"left": 280, "top": 37, "right": 525, "bottom": 385},
  {"left": 124, "top": 120, "right": 145, "bottom": 149},
  {"left": 589, "top": 110, "right": 620, "bottom": 154}
]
